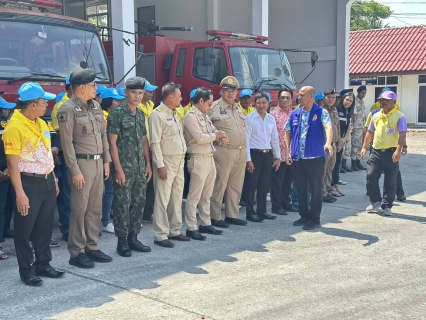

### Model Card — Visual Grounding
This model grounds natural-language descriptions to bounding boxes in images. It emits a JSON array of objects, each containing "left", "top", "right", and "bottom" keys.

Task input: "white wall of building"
[{"left": 350, "top": 74, "right": 418, "bottom": 125}]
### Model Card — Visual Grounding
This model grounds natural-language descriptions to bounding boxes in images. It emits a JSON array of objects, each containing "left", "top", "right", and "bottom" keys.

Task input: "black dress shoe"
[
  {"left": 323, "top": 195, "right": 336, "bottom": 203},
  {"left": 224, "top": 217, "right": 248, "bottom": 225},
  {"left": 21, "top": 274, "right": 43, "bottom": 286},
  {"left": 69, "top": 253, "right": 95, "bottom": 269},
  {"left": 186, "top": 230, "right": 206, "bottom": 241},
  {"left": 168, "top": 234, "right": 191, "bottom": 241},
  {"left": 271, "top": 207, "right": 288, "bottom": 215},
  {"left": 397, "top": 195, "right": 406, "bottom": 201},
  {"left": 246, "top": 215, "right": 264, "bottom": 222},
  {"left": 117, "top": 237, "right": 132, "bottom": 257},
  {"left": 283, "top": 205, "right": 299, "bottom": 212},
  {"left": 199, "top": 225, "right": 223, "bottom": 235},
  {"left": 62, "top": 232, "right": 69, "bottom": 242},
  {"left": 128, "top": 234, "right": 151, "bottom": 252},
  {"left": 303, "top": 220, "right": 321, "bottom": 230},
  {"left": 293, "top": 217, "right": 310, "bottom": 226},
  {"left": 36, "top": 267, "right": 65, "bottom": 278},
  {"left": 154, "top": 239, "right": 175, "bottom": 248},
  {"left": 211, "top": 219, "right": 229, "bottom": 228},
  {"left": 86, "top": 250, "right": 113, "bottom": 263},
  {"left": 260, "top": 212, "right": 277, "bottom": 220}
]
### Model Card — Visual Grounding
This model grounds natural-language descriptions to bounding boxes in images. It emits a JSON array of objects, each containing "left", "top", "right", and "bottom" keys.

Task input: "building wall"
[{"left": 350, "top": 74, "right": 418, "bottom": 125}]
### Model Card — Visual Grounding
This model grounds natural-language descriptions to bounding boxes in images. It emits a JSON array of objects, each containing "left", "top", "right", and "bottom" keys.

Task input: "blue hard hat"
[
  {"left": 190, "top": 88, "right": 198, "bottom": 99},
  {"left": 0, "top": 97, "right": 16, "bottom": 109},
  {"left": 240, "top": 88, "right": 253, "bottom": 98},
  {"left": 315, "top": 93, "right": 324, "bottom": 101},
  {"left": 116, "top": 87, "right": 125, "bottom": 96},
  {"left": 18, "top": 82, "right": 56, "bottom": 102},
  {"left": 55, "top": 92, "right": 66, "bottom": 103},
  {"left": 96, "top": 85, "right": 107, "bottom": 95},
  {"left": 65, "top": 74, "right": 71, "bottom": 85},
  {"left": 264, "top": 91, "right": 275, "bottom": 102},
  {"left": 144, "top": 80, "right": 158, "bottom": 92},
  {"left": 101, "top": 88, "right": 125, "bottom": 100}
]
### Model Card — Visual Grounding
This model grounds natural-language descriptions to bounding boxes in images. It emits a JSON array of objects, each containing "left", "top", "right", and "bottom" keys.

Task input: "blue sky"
[{"left": 377, "top": 0, "right": 426, "bottom": 27}]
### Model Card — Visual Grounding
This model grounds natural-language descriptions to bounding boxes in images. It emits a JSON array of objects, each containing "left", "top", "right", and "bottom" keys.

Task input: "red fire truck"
[
  {"left": 103, "top": 29, "right": 316, "bottom": 105},
  {"left": 0, "top": 0, "right": 113, "bottom": 119}
]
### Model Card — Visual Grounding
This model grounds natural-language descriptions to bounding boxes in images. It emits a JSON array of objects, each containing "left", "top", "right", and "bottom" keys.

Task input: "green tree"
[{"left": 351, "top": 0, "right": 393, "bottom": 31}]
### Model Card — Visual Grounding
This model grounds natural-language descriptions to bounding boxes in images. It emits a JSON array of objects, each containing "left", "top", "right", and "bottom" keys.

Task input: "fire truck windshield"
[
  {"left": 229, "top": 46, "right": 295, "bottom": 91},
  {"left": 0, "top": 20, "right": 110, "bottom": 83}
]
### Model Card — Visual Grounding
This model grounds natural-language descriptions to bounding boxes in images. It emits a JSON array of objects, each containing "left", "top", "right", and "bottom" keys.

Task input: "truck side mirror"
[
  {"left": 311, "top": 51, "right": 318, "bottom": 68},
  {"left": 203, "top": 47, "right": 214, "bottom": 66}
]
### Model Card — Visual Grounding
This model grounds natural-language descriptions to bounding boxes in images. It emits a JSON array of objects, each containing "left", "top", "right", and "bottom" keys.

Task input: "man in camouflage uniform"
[
  {"left": 107, "top": 77, "right": 152, "bottom": 257},
  {"left": 350, "top": 85, "right": 367, "bottom": 171}
]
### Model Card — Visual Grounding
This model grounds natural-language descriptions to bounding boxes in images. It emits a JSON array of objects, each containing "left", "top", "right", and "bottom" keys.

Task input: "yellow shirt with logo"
[
  {"left": 2, "top": 110, "right": 54, "bottom": 174},
  {"left": 238, "top": 102, "right": 254, "bottom": 116},
  {"left": 371, "top": 101, "right": 400, "bottom": 112},
  {"left": 51, "top": 95, "right": 70, "bottom": 130},
  {"left": 370, "top": 108, "right": 404, "bottom": 150}
]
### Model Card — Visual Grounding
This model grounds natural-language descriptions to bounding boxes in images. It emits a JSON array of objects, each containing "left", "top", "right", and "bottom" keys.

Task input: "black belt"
[
  {"left": 373, "top": 147, "right": 397, "bottom": 152},
  {"left": 76, "top": 154, "right": 103, "bottom": 160},
  {"left": 21, "top": 172, "right": 52, "bottom": 179},
  {"left": 250, "top": 149, "right": 271, "bottom": 153}
]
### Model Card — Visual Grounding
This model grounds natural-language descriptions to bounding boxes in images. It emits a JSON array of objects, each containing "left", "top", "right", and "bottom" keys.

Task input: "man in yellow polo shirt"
[
  {"left": 361, "top": 90, "right": 407, "bottom": 217},
  {"left": 3, "top": 82, "right": 64, "bottom": 286},
  {"left": 371, "top": 87, "right": 400, "bottom": 112},
  {"left": 238, "top": 89, "right": 254, "bottom": 116}
]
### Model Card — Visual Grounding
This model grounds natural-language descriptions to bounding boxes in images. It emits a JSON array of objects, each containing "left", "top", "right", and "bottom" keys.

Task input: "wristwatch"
[{"left": 54, "top": 178, "right": 59, "bottom": 182}]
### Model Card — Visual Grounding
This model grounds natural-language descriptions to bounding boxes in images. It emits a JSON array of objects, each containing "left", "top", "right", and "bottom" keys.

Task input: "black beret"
[
  {"left": 357, "top": 85, "right": 367, "bottom": 92},
  {"left": 340, "top": 89, "right": 353, "bottom": 97},
  {"left": 125, "top": 76, "right": 146, "bottom": 89},
  {"left": 70, "top": 68, "right": 96, "bottom": 85},
  {"left": 323, "top": 89, "right": 335, "bottom": 96}
]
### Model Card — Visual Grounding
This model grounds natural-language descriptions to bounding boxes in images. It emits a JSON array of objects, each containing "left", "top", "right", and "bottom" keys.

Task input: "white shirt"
[{"left": 245, "top": 110, "right": 281, "bottom": 161}]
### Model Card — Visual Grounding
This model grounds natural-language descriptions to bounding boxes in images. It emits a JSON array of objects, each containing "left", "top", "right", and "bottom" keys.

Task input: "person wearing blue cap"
[
  {"left": 315, "top": 93, "right": 324, "bottom": 107},
  {"left": 95, "top": 85, "right": 107, "bottom": 105},
  {"left": 50, "top": 75, "right": 73, "bottom": 242},
  {"left": 0, "top": 97, "right": 16, "bottom": 258},
  {"left": 58, "top": 68, "right": 113, "bottom": 268},
  {"left": 138, "top": 81, "right": 157, "bottom": 222},
  {"left": 2, "top": 82, "right": 65, "bottom": 285},
  {"left": 238, "top": 89, "right": 254, "bottom": 116},
  {"left": 116, "top": 87, "right": 125, "bottom": 97},
  {"left": 350, "top": 85, "right": 368, "bottom": 171},
  {"left": 370, "top": 87, "right": 400, "bottom": 112}
]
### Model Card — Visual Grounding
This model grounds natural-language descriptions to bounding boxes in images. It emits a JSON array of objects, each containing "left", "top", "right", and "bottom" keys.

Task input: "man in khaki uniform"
[
  {"left": 322, "top": 89, "right": 341, "bottom": 203},
  {"left": 58, "top": 69, "right": 112, "bottom": 268},
  {"left": 149, "top": 83, "right": 190, "bottom": 248},
  {"left": 183, "top": 88, "right": 228, "bottom": 240},
  {"left": 208, "top": 76, "right": 248, "bottom": 227}
]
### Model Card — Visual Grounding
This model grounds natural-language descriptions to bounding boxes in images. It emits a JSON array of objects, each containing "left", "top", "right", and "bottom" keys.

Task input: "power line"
[{"left": 391, "top": 16, "right": 415, "bottom": 25}]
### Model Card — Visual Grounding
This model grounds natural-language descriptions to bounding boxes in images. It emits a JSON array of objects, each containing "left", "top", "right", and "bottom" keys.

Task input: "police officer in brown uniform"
[
  {"left": 208, "top": 76, "right": 248, "bottom": 227},
  {"left": 58, "top": 69, "right": 113, "bottom": 268},
  {"left": 150, "top": 83, "right": 190, "bottom": 248},
  {"left": 183, "top": 88, "right": 228, "bottom": 240},
  {"left": 322, "top": 89, "right": 341, "bottom": 203}
]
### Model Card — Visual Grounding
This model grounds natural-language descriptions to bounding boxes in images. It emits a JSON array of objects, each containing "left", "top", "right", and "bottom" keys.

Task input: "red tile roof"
[{"left": 350, "top": 25, "right": 426, "bottom": 75}]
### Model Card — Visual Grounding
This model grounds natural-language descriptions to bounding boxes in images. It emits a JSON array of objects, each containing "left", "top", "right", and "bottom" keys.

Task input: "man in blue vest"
[{"left": 284, "top": 86, "right": 333, "bottom": 230}]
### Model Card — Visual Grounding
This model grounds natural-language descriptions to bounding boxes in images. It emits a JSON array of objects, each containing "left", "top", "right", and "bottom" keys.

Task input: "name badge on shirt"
[
  {"left": 387, "top": 128, "right": 395, "bottom": 134},
  {"left": 292, "top": 120, "right": 299, "bottom": 126}
]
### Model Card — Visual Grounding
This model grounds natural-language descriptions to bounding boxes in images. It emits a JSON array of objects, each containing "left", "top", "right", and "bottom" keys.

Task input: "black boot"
[
  {"left": 117, "top": 237, "right": 132, "bottom": 257},
  {"left": 342, "top": 159, "right": 352, "bottom": 172},
  {"left": 356, "top": 159, "right": 367, "bottom": 170},
  {"left": 128, "top": 234, "right": 151, "bottom": 252},
  {"left": 351, "top": 160, "right": 359, "bottom": 171}
]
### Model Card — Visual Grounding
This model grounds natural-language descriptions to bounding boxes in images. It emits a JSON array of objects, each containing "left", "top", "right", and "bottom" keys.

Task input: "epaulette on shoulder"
[
  {"left": 210, "top": 102, "right": 219, "bottom": 110},
  {"left": 157, "top": 107, "right": 163, "bottom": 113},
  {"left": 189, "top": 109, "right": 195, "bottom": 113}
]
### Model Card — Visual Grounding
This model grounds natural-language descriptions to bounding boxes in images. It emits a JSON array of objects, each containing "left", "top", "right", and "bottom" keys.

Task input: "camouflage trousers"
[
  {"left": 113, "top": 172, "right": 147, "bottom": 238},
  {"left": 351, "top": 128, "right": 364, "bottom": 160},
  {"left": 343, "top": 133, "right": 351, "bottom": 160}
]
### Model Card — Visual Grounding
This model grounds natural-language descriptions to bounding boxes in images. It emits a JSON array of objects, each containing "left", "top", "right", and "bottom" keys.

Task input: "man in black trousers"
[{"left": 284, "top": 86, "right": 333, "bottom": 230}]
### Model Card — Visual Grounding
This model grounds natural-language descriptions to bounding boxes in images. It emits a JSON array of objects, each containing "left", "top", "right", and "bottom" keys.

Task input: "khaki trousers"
[
  {"left": 323, "top": 145, "right": 337, "bottom": 196},
  {"left": 152, "top": 157, "right": 184, "bottom": 241},
  {"left": 185, "top": 156, "right": 216, "bottom": 231},
  {"left": 68, "top": 159, "right": 103, "bottom": 258},
  {"left": 210, "top": 147, "right": 246, "bottom": 220}
]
